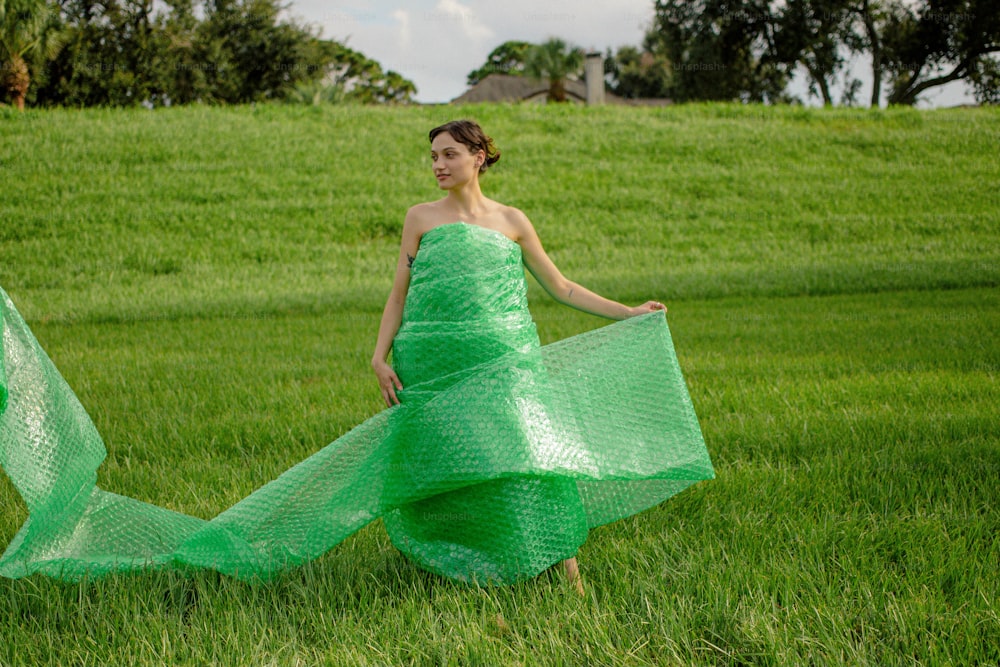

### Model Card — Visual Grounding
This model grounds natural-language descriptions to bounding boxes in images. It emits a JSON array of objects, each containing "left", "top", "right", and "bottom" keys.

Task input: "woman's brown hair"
[{"left": 429, "top": 120, "right": 501, "bottom": 174}]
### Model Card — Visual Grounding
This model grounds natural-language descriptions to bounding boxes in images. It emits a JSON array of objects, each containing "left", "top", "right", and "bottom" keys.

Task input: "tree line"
[
  {"left": 4, "top": 0, "right": 997, "bottom": 109},
  {"left": 646, "top": 0, "right": 999, "bottom": 105},
  {"left": 0, "top": 0, "right": 417, "bottom": 110},
  {"left": 469, "top": 0, "right": 998, "bottom": 106}
]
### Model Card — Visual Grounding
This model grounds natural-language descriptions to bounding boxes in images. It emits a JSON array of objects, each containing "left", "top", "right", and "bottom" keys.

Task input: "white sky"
[{"left": 284, "top": 0, "right": 976, "bottom": 107}]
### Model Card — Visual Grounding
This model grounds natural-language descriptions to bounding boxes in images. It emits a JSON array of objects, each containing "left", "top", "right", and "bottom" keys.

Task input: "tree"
[
  {"left": 523, "top": 38, "right": 583, "bottom": 103},
  {"left": 0, "top": 0, "right": 62, "bottom": 110},
  {"left": 285, "top": 79, "right": 344, "bottom": 106},
  {"left": 773, "top": 0, "right": 860, "bottom": 105},
  {"left": 605, "top": 44, "right": 672, "bottom": 99},
  {"left": 647, "top": 0, "right": 791, "bottom": 103},
  {"left": 878, "top": 0, "right": 1000, "bottom": 105},
  {"left": 322, "top": 40, "right": 416, "bottom": 103},
  {"left": 27, "top": 0, "right": 416, "bottom": 107},
  {"left": 35, "top": 0, "right": 213, "bottom": 107},
  {"left": 646, "top": 0, "right": 998, "bottom": 106},
  {"left": 466, "top": 40, "right": 531, "bottom": 86},
  {"left": 967, "top": 53, "right": 1000, "bottom": 103},
  {"left": 153, "top": 0, "right": 213, "bottom": 105},
  {"left": 193, "top": 0, "right": 321, "bottom": 104},
  {"left": 851, "top": 0, "right": 887, "bottom": 106}
]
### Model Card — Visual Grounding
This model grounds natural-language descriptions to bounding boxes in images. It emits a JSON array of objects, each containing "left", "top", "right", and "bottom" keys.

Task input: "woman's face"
[{"left": 430, "top": 132, "right": 483, "bottom": 189}]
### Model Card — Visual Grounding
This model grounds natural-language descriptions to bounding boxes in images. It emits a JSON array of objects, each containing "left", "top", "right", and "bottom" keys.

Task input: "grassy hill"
[
  {"left": 0, "top": 103, "right": 998, "bottom": 666},
  {"left": 2, "top": 103, "right": 997, "bottom": 320}
]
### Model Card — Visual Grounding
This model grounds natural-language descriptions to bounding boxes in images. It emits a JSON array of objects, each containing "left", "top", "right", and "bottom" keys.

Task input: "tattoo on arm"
[
  {"left": 567, "top": 287, "right": 574, "bottom": 299},
  {"left": 407, "top": 253, "right": 415, "bottom": 268}
]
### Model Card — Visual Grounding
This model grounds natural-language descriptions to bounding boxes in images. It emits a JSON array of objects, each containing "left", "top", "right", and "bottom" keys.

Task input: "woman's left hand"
[{"left": 627, "top": 301, "right": 667, "bottom": 317}]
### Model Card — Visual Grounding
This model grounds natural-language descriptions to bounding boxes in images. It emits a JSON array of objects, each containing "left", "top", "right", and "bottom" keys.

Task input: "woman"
[{"left": 370, "top": 120, "right": 674, "bottom": 593}]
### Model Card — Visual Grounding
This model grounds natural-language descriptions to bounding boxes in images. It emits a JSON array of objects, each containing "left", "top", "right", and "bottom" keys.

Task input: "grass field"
[{"left": 1, "top": 102, "right": 998, "bottom": 665}]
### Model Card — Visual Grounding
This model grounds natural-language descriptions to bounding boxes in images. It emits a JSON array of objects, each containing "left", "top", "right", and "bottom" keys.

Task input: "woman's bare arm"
[
  {"left": 371, "top": 209, "right": 422, "bottom": 406},
  {"left": 510, "top": 210, "right": 665, "bottom": 320}
]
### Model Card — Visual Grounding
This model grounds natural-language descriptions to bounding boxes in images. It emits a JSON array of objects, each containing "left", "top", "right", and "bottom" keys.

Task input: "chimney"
[{"left": 584, "top": 52, "right": 605, "bottom": 106}]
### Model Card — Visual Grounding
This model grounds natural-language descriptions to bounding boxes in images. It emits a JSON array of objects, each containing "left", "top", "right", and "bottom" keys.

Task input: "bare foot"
[{"left": 560, "top": 557, "right": 585, "bottom": 597}]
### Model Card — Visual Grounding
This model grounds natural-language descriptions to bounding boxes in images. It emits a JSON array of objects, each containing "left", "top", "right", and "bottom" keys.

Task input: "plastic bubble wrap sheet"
[{"left": 1, "top": 222, "right": 714, "bottom": 584}]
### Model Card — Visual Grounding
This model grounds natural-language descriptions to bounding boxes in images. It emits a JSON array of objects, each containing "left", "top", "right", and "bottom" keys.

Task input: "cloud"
[
  {"left": 432, "top": 0, "right": 493, "bottom": 42},
  {"left": 391, "top": 9, "right": 411, "bottom": 50},
  {"left": 475, "top": 0, "right": 654, "bottom": 51}
]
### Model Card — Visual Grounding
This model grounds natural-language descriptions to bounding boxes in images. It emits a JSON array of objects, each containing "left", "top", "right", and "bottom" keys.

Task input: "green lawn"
[{"left": 1, "top": 102, "right": 998, "bottom": 665}]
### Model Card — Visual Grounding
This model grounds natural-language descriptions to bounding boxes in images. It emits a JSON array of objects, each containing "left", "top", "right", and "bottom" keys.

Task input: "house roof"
[
  {"left": 451, "top": 74, "right": 586, "bottom": 103},
  {"left": 450, "top": 73, "right": 669, "bottom": 105}
]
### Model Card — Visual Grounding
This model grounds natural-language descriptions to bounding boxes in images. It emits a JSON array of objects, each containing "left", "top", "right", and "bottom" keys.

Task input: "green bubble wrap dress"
[{"left": 0, "top": 221, "right": 715, "bottom": 585}]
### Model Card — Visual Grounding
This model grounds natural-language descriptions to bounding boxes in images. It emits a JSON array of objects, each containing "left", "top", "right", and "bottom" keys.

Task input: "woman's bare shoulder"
[
  {"left": 405, "top": 201, "right": 442, "bottom": 221},
  {"left": 499, "top": 205, "right": 536, "bottom": 242},
  {"left": 403, "top": 201, "right": 446, "bottom": 235}
]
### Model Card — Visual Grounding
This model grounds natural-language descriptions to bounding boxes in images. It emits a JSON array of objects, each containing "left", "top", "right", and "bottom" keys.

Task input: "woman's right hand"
[
  {"left": 626, "top": 301, "right": 667, "bottom": 318},
  {"left": 372, "top": 359, "right": 404, "bottom": 407}
]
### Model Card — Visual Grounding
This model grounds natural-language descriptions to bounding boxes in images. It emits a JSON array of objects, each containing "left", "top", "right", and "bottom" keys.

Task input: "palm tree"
[
  {"left": 285, "top": 80, "right": 346, "bottom": 106},
  {"left": 0, "top": 0, "right": 61, "bottom": 110},
  {"left": 524, "top": 38, "right": 584, "bottom": 103}
]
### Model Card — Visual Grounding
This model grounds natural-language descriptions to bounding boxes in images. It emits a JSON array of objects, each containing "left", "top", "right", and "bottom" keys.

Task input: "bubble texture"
[{"left": 0, "top": 222, "right": 714, "bottom": 584}]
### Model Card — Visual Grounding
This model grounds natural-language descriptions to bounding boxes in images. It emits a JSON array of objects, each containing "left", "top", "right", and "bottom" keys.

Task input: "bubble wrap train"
[{"left": 0, "top": 222, "right": 715, "bottom": 585}]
